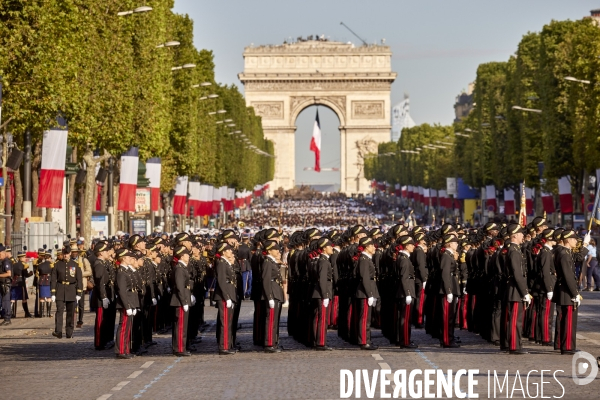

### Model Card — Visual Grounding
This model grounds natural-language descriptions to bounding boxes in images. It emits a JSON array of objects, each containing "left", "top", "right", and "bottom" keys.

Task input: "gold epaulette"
[
  {"left": 50, "top": 262, "right": 55, "bottom": 269},
  {"left": 460, "top": 253, "right": 466, "bottom": 263}
]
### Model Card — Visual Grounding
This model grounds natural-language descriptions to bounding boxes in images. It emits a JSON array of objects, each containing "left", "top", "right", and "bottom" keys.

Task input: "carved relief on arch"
[{"left": 289, "top": 96, "right": 346, "bottom": 124}]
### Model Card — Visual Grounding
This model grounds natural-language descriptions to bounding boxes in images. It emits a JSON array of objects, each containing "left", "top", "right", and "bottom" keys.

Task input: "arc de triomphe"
[{"left": 238, "top": 39, "right": 396, "bottom": 194}]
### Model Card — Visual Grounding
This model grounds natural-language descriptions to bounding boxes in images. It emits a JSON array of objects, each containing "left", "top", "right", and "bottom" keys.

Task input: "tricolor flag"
[
  {"left": 394, "top": 184, "right": 401, "bottom": 197},
  {"left": 558, "top": 176, "right": 573, "bottom": 213},
  {"left": 212, "top": 186, "right": 221, "bottom": 214},
  {"left": 485, "top": 185, "right": 497, "bottom": 212},
  {"left": 173, "top": 176, "right": 188, "bottom": 215},
  {"left": 309, "top": 110, "right": 321, "bottom": 172},
  {"left": 225, "top": 188, "right": 235, "bottom": 212},
  {"left": 188, "top": 181, "right": 201, "bottom": 217},
  {"left": 504, "top": 188, "right": 515, "bottom": 216},
  {"left": 401, "top": 185, "right": 408, "bottom": 198},
  {"left": 199, "top": 185, "right": 212, "bottom": 216},
  {"left": 117, "top": 147, "right": 139, "bottom": 212},
  {"left": 37, "top": 120, "right": 68, "bottom": 209},
  {"left": 146, "top": 158, "right": 162, "bottom": 212}
]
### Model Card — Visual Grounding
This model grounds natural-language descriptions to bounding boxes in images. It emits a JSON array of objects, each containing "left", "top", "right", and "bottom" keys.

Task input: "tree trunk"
[
  {"left": 45, "top": 207, "right": 52, "bottom": 222},
  {"left": 82, "top": 148, "right": 111, "bottom": 244},
  {"left": 31, "top": 141, "right": 42, "bottom": 217},
  {"left": 13, "top": 167, "right": 22, "bottom": 232}
]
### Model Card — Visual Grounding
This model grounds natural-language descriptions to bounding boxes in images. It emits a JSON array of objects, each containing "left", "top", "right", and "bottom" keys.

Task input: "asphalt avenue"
[{"left": 1, "top": 296, "right": 599, "bottom": 399}]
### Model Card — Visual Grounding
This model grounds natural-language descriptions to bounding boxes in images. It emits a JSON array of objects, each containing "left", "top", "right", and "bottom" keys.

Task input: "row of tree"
[
  {"left": 0, "top": 0, "right": 274, "bottom": 239},
  {"left": 366, "top": 17, "right": 600, "bottom": 210}
]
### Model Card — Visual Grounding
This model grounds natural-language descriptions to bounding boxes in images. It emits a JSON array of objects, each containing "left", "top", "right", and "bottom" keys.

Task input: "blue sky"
[{"left": 173, "top": 0, "right": 598, "bottom": 186}]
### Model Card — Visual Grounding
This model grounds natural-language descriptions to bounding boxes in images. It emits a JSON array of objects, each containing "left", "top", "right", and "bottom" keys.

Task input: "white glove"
[
  {"left": 571, "top": 297, "right": 581, "bottom": 307},
  {"left": 372, "top": 298, "right": 378, "bottom": 307},
  {"left": 226, "top": 299, "right": 233, "bottom": 309},
  {"left": 268, "top": 299, "right": 275, "bottom": 309},
  {"left": 132, "top": 309, "right": 137, "bottom": 316},
  {"left": 323, "top": 298, "right": 330, "bottom": 308},
  {"left": 547, "top": 292, "right": 553, "bottom": 300},
  {"left": 157, "top": 295, "right": 160, "bottom": 300},
  {"left": 190, "top": 295, "right": 196, "bottom": 305},
  {"left": 584, "top": 232, "right": 591, "bottom": 246},
  {"left": 446, "top": 293, "right": 453, "bottom": 303},
  {"left": 126, "top": 309, "right": 133, "bottom": 316},
  {"left": 463, "top": 287, "right": 467, "bottom": 295},
  {"left": 368, "top": 297, "right": 375, "bottom": 307},
  {"left": 406, "top": 295, "right": 412, "bottom": 305},
  {"left": 51, "top": 295, "right": 56, "bottom": 303},
  {"left": 102, "top": 298, "right": 110, "bottom": 309},
  {"left": 183, "top": 304, "right": 189, "bottom": 312},
  {"left": 422, "top": 281, "right": 426, "bottom": 290},
  {"left": 152, "top": 298, "right": 157, "bottom": 306},
  {"left": 76, "top": 295, "right": 81, "bottom": 302},
  {"left": 167, "top": 287, "right": 171, "bottom": 293}
]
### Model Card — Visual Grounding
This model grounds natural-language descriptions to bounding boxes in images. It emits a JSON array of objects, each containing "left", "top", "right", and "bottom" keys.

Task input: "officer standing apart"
[
  {"left": 51, "top": 245, "right": 83, "bottom": 338},
  {"left": 0, "top": 246, "right": 13, "bottom": 325}
]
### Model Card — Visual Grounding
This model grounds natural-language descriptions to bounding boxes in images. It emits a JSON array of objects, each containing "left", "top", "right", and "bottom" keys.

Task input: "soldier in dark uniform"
[
  {"left": 51, "top": 245, "right": 83, "bottom": 338},
  {"left": 438, "top": 234, "right": 460, "bottom": 348},
  {"left": 395, "top": 235, "right": 417, "bottom": 349},
  {"left": 353, "top": 236, "right": 380, "bottom": 350},
  {"left": 456, "top": 237, "right": 470, "bottom": 331},
  {"left": 239, "top": 234, "right": 252, "bottom": 299},
  {"left": 114, "top": 248, "right": 138, "bottom": 359},
  {"left": 553, "top": 230, "right": 584, "bottom": 355},
  {"left": 214, "top": 242, "right": 237, "bottom": 355},
  {"left": 221, "top": 229, "right": 243, "bottom": 347},
  {"left": 171, "top": 245, "right": 192, "bottom": 357},
  {"left": 536, "top": 228, "right": 556, "bottom": 346},
  {"left": 0, "top": 246, "right": 13, "bottom": 325},
  {"left": 328, "top": 231, "right": 341, "bottom": 329},
  {"left": 129, "top": 235, "right": 157, "bottom": 351},
  {"left": 504, "top": 224, "right": 530, "bottom": 354},
  {"left": 411, "top": 232, "right": 428, "bottom": 329},
  {"left": 10, "top": 251, "right": 33, "bottom": 318},
  {"left": 250, "top": 231, "right": 265, "bottom": 345},
  {"left": 37, "top": 250, "right": 54, "bottom": 318},
  {"left": 311, "top": 237, "right": 334, "bottom": 350},
  {"left": 92, "top": 241, "right": 116, "bottom": 350},
  {"left": 261, "top": 240, "right": 285, "bottom": 353}
]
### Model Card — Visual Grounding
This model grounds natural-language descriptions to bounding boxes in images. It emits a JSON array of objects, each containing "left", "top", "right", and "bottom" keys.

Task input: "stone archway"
[{"left": 239, "top": 39, "right": 396, "bottom": 194}]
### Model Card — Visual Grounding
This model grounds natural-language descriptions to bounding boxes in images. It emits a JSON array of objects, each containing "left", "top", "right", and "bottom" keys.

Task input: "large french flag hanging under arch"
[
  {"left": 117, "top": 147, "right": 139, "bottom": 212},
  {"left": 309, "top": 109, "right": 321, "bottom": 172},
  {"left": 37, "top": 118, "right": 68, "bottom": 208}
]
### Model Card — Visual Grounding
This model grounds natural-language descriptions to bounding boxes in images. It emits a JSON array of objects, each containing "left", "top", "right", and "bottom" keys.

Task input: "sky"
[{"left": 172, "top": 0, "right": 599, "bottom": 187}]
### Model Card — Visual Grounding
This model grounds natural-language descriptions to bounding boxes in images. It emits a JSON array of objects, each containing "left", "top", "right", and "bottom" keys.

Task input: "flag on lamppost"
[
  {"left": 37, "top": 118, "right": 68, "bottom": 208},
  {"left": 309, "top": 109, "right": 321, "bottom": 172},
  {"left": 117, "top": 147, "right": 139, "bottom": 212},
  {"left": 172, "top": 176, "right": 188, "bottom": 215},
  {"left": 146, "top": 158, "right": 161, "bottom": 212}
]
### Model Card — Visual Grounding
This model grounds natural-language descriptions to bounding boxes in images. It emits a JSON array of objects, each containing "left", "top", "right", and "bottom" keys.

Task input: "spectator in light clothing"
[{"left": 584, "top": 239, "right": 600, "bottom": 291}]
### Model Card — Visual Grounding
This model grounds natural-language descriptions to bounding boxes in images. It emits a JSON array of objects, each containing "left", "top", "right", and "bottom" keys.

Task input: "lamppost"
[{"left": 117, "top": 6, "right": 152, "bottom": 16}]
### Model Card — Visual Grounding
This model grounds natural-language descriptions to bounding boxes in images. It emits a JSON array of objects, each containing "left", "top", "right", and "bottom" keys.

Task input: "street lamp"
[
  {"left": 156, "top": 41, "right": 180, "bottom": 48},
  {"left": 564, "top": 76, "right": 591, "bottom": 85},
  {"left": 117, "top": 6, "right": 152, "bottom": 16},
  {"left": 454, "top": 132, "right": 470, "bottom": 138},
  {"left": 171, "top": 63, "right": 196, "bottom": 71},
  {"left": 512, "top": 105, "right": 542, "bottom": 113},
  {"left": 192, "top": 82, "right": 212, "bottom": 88}
]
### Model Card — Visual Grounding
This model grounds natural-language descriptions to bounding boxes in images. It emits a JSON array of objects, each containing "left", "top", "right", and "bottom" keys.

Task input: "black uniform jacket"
[
  {"left": 50, "top": 259, "right": 82, "bottom": 301},
  {"left": 439, "top": 249, "right": 459, "bottom": 296},
  {"left": 214, "top": 258, "right": 237, "bottom": 302},
  {"left": 170, "top": 261, "right": 192, "bottom": 307},
  {"left": 410, "top": 246, "right": 428, "bottom": 285},
  {"left": 537, "top": 246, "right": 556, "bottom": 294},
  {"left": 355, "top": 254, "right": 379, "bottom": 299},
  {"left": 505, "top": 244, "right": 529, "bottom": 302},
  {"left": 312, "top": 254, "right": 333, "bottom": 299},
  {"left": 115, "top": 266, "right": 136, "bottom": 310},
  {"left": 93, "top": 258, "right": 116, "bottom": 306},
  {"left": 261, "top": 256, "right": 284, "bottom": 302},
  {"left": 395, "top": 251, "right": 416, "bottom": 298},
  {"left": 553, "top": 246, "right": 580, "bottom": 306}
]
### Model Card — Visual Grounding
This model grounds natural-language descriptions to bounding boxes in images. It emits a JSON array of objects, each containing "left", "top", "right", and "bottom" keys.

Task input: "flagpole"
[{"left": 588, "top": 180, "right": 600, "bottom": 231}]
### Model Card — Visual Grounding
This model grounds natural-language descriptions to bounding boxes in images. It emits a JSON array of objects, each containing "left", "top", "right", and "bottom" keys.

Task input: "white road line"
[
  {"left": 140, "top": 361, "right": 154, "bottom": 369},
  {"left": 372, "top": 354, "right": 383, "bottom": 361},
  {"left": 378, "top": 362, "right": 391, "bottom": 370},
  {"left": 577, "top": 333, "right": 600, "bottom": 346},
  {"left": 111, "top": 381, "right": 130, "bottom": 391},
  {"left": 133, "top": 357, "right": 182, "bottom": 399},
  {"left": 96, "top": 395, "right": 112, "bottom": 400},
  {"left": 128, "top": 370, "right": 144, "bottom": 379}
]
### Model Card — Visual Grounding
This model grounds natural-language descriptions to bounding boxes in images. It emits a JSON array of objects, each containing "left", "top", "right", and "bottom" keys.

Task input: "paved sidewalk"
[{"left": 1, "top": 293, "right": 599, "bottom": 399}]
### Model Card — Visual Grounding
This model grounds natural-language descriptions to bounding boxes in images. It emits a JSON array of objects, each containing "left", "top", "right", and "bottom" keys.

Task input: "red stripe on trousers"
[
  {"left": 462, "top": 294, "right": 468, "bottom": 329},
  {"left": 405, "top": 304, "right": 410, "bottom": 345},
  {"left": 95, "top": 308, "right": 103, "bottom": 347},
  {"left": 362, "top": 299, "right": 368, "bottom": 345},
  {"left": 565, "top": 306, "right": 572, "bottom": 351},
  {"left": 333, "top": 296, "right": 338, "bottom": 325},
  {"left": 511, "top": 302, "right": 518, "bottom": 350},
  {"left": 119, "top": 312, "right": 127, "bottom": 355},
  {"left": 418, "top": 288, "right": 425, "bottom": 324},
  {"left": 530, "top": 309, "right": 536, "bottom": 338},
  {"left": 268, "top": 306, "right": 274, "bottom": 347},
  {"left": 179, "top": 307, "right": 184, "bottom": 352},
  {"left": 348, "top": 303, "right": 352, "bottom": 333},
  {"left": 223, "top": 301, "right": 228, "bottom": 350},
  {"left": 544, "top": 299, "right": 550, "bottom": 343},
  {"left": 443, "top": 299, "right": 449, "bottom": 346},
  {"left": 320, "top": 303, "right": 326, "bottom": 346}
]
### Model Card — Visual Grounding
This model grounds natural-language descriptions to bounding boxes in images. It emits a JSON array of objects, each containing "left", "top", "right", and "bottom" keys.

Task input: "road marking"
[
  {"left": 133, "top": 357, "right": 181, "bottom": 399},
  {"left": 372, "top": 354, "right": 383, "bottom": 361},
  {"left": 111, "top": 381, "right": 130, "bottom": 391},
  {"left": 577, "top": 333, "right": 600, "bottom": 346},
  {"left": 128, "top": 370, "right": 144, "bottom": 379},
  {"left": 378, "top": 362, "right": 391, "bottom": 370},
  {"left": 140, "top": 361, "right": 154, "bottom": 369},
  {"left": 416, "top": 349, "right": 439, "bottom": 369},
  {"left": 96, "top": 395, "right": 112, "bottom": 400}
]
